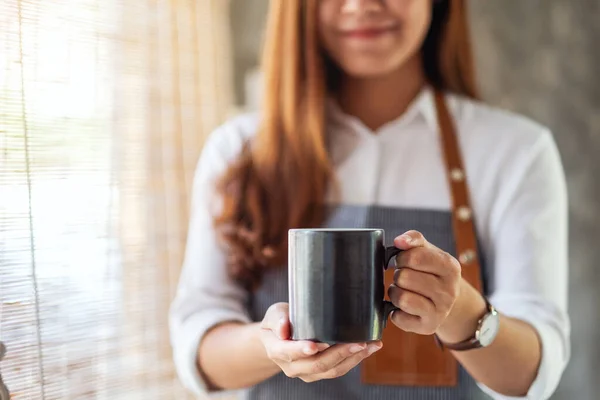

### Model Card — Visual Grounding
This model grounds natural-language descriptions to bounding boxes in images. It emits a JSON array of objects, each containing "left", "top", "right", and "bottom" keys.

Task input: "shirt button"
[
  {"left": 456, "top": 206, "right": 472, "bottom": 222},
  {"left": 459, "top": 249, "right": 477, "bottom": 265},
  {"left": 450, "top": 168, "right": 465, "bottom": 182}
]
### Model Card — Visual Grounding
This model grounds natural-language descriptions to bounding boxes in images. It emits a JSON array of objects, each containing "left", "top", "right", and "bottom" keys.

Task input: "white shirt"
[{"left": 169, "top": 87, "right": 570, "bottom": 400}]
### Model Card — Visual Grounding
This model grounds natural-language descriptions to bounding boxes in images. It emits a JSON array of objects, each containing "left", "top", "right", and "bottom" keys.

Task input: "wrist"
[{"left": 436, "top": 278, "right": 487, "bottom": 343}]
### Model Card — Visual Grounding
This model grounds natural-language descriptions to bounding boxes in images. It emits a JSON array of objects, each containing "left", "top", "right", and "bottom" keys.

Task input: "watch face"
[{"left": 477, "top": 311, "right": 500, "bottom": 347}]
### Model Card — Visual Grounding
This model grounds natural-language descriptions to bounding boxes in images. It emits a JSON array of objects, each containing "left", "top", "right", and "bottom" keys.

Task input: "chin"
[{"left": 341, "top": 61, "right": 402, "bottom": 79}]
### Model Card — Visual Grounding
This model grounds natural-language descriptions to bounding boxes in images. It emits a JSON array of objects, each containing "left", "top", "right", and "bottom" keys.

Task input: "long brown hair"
[{"left": 215, "top": 0, "right": 479, "bottom": 289}]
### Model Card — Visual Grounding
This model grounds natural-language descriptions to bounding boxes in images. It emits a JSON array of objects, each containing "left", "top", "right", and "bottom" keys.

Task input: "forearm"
[
  {"left": 437, "top": 280, "right": 541, "bottom": 397},
  {"left": 198, "top": 322, "right": 281, "bottom": 390}
]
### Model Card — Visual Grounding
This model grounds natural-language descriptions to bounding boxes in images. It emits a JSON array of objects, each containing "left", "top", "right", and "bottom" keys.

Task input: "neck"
[{"left": 336, "top": 56, "right": 426, "bottom": 132}]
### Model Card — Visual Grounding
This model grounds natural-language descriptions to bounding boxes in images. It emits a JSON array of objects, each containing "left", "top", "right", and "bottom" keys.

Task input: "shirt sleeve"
[
  {"left": 478, "top": 130, "right": 571, "bottom": 400},
  {"left": 168, "top": 126, "right": 251, "bottom": 397}
]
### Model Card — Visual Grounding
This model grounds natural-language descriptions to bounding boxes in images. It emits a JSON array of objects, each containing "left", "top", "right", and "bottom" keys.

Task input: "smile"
[{"left": 340, "top": 25, "right": 399, "bottom": 40}]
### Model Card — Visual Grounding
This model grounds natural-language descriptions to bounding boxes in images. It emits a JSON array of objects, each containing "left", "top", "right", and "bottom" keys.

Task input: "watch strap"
[{"left": 436, "top": 335, "right": 483, "bottom": 351}]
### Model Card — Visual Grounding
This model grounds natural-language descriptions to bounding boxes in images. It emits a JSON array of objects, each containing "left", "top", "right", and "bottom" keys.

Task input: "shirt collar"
[{"left": 326, "top": 85, "right": 438, "bottom": 136}]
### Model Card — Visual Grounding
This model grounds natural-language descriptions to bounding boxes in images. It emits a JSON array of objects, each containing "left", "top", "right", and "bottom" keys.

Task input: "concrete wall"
[
  {"left": 229, "top": 1, "right": 600, "bottom": 398},
  {"left": 469, "top": 2, "right": 600, "bottom": 398}
]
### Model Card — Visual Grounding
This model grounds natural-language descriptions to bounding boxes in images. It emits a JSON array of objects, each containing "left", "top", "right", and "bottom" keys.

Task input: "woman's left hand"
[{"left": 389, "top": 230, "right": 462, "bottom": 335}]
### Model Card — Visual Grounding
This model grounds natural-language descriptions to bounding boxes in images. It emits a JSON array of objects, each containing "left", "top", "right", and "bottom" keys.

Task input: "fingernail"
[
  {"left": 349, "top": 344, "right": 366, "bottom": 354},
  {"left": 368, "top": 343, "right": 382, "bottom": 355},
  {"left": 401, "top": 235, "right": 412, "bottom": 244},
  {"left": 303, "top": 345, "right": 317, "bottom": 355},
  {"left": 316, "top": 343, "right": 331, "bottom": 351}
]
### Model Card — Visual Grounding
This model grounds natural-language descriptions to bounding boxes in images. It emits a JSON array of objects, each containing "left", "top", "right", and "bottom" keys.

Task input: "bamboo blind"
[{"left": 0, "top": 0, "right": 234, "bottom": 398}]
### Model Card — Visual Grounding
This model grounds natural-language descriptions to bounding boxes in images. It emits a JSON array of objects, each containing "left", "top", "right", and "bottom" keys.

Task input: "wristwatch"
[{"left": 435, "top": 298, "right": 500, "bottom": 351}]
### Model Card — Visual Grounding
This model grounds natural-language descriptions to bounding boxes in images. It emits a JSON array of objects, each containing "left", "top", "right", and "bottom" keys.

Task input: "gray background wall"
[
  {"left": 470, "top": 2, "right": 600, "bottom": 399},
  {"left": 230, "top": 1, "right": 600, "bottom": 398}
]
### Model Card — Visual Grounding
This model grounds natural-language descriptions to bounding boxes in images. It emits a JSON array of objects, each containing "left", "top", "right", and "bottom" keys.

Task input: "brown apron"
[{"left": 361, "top": 90, "right": 484, "bottom": 386}]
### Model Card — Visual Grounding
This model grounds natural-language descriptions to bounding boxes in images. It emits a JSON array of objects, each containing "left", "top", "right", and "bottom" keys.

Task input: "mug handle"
[
  {"left": 383, "top": 246, "right": 402, "bottom": 327},
  {"left": 383, "top": 301, "right": 399, "bottom": 328},
  {"left": 384, "top": 246, "right": 402, "bottom": 269}
]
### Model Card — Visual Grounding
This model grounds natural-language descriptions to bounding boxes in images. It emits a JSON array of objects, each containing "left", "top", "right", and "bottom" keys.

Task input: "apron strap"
[
  {"left": 433, "top": 90, "right": 483, "bottom": 293},
  {"left": 361, "top": 89, "right": 483, "bottom": 386}
]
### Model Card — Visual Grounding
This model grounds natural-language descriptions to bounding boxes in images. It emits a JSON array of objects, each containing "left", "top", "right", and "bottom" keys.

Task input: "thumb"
[
  {"left": 262, "top": 302, "right": 291, "bottom": 340},
  {"left": 393, "top": 230, "right": 428, "bottom": 250}
]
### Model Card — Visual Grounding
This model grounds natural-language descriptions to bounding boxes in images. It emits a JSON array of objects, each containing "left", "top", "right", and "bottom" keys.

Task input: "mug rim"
[{"left": 289, "top": 228, "right": 382, "bottom": 233}]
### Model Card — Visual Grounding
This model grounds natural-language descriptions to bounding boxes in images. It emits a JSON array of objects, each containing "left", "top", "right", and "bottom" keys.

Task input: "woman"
[{"left": 169, "top": 1, "right": 570, "bottom": 399}]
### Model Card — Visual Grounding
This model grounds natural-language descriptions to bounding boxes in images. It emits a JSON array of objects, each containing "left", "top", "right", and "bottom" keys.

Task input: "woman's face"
[{"left": 318, "top": 0, "right": 432, "bottom": 78}]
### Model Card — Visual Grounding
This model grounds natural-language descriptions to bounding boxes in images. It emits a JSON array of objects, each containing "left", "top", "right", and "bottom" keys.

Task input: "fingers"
[
  {"left": 261, "top": 329, "right": 330, "bottom": 362},
  {"left": 393, "top": 267, "right": 443, "bottom": 304},
  {"left": 389, "top": 309, "right": 423, "bottom": 333},
  {"left": 261, "top": 303, "right": 384, "bottom": 382},
  {"left": 393, "top": 230, "right": 461, "bottom": 278},
  {"left": 284, "top": 342, "right": 365, "bottom": 378},
  {"left": 300, "top": 342, "right": 383, "bottom": 382},
  {"left": 262, "top": 303, "right": 332, "bottom": 363},
  {"left": 389, "top": 232, "right": 463, "bottom": 336},
  {"left": 388, "top": 284, "right": 435, "bottom": 318},
  {"left": 395, "top": 247, "right": 461, "bottom": 278},
  {"left": 394, "top": 267, "right": 459, "bottom": 309},
  {"left": 394, "top": 231, "right": 449, "bottom": 277},
  {"left": 388, "top": 285, "right": 441, "bottom": 335},
  {"left": 393, "top": 230, "right": 430, "bottom": 250}
]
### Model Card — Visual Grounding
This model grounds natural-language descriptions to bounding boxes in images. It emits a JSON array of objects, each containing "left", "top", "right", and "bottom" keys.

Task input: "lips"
[{"left": 340, "top": 26, "right": 398, "bottom": 39}]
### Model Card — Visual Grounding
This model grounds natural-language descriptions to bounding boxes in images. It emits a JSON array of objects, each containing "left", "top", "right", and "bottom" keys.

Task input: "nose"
[{"left": 341, "top": 0, "right": 384, "bottom": 15}]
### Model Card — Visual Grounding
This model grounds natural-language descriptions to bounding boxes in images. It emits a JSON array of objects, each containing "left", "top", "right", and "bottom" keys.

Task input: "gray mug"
[{"left": 288, "top": 228, "right": 401, "bottom": 344}]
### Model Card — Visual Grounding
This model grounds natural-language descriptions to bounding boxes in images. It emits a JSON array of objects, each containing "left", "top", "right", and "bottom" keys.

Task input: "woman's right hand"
[{"left": 260, "top": 303, "right": 383, "bottom": 383}]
